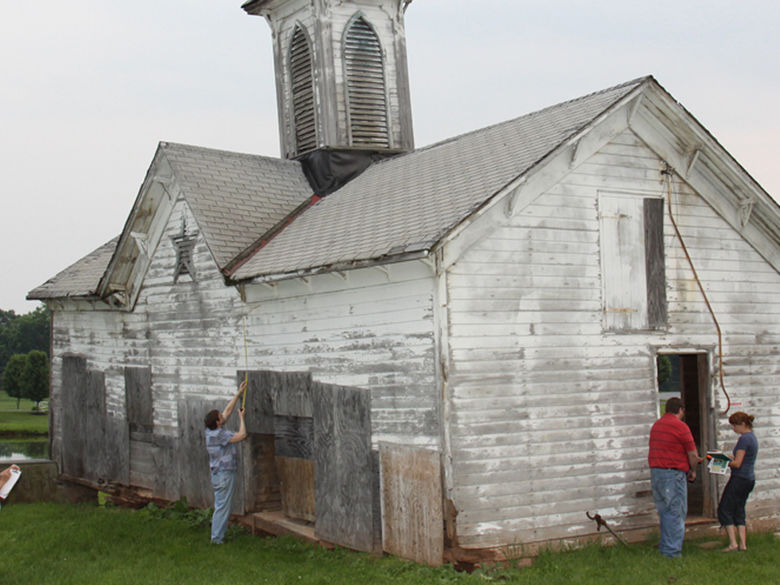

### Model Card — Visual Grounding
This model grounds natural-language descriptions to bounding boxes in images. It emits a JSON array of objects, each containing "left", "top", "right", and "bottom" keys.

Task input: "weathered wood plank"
[
  {"left": 60, "top": 357, "right": 130, "bottom": 486},
  {"left": 380, "top": 444, "right": 443, "bottom": 566},
  {"left": 313, "top": 382, "right": 378, "bottom": 552},
  {"left": 61, "top": 356, "right": 88, "bottom": 479},
  {"left": 129, "top": 439, "right": 155, "bottom": 489},
  {"left": 274, "top": 415, "right": 313, "bottom": 459},
  {"left": 151, "top": 434, "right": 178, "bottom": 500},
  {"left": 266, "top": 371, "right": 313, "bottom": 418},
  {"left": 644, "top": 197, "right": 667, "bottom": 328},
  {"left": 243, "top": 433, "right": 280, "bottom": 512},
  {"left": 242, "top": 370, "right": 274, "bottom": 435},
  {"left": 277, "top": 456, "right": 315, "bottom": 522}
]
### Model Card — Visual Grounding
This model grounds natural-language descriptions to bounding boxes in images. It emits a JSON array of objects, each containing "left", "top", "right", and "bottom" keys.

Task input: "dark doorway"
[{"left": 656, "top": 352, "right": 714, "bottom": 517}]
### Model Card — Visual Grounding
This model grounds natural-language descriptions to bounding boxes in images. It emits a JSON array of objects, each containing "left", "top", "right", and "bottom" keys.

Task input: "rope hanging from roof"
[
  {"left": 242, "top": 314, "right": 249, "bottom": 410},
  {"left": 663, "top": 165, "right": 731, "bottom": 415}
]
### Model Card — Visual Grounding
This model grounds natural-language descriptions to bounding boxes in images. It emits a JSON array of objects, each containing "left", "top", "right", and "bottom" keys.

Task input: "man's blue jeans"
[
  {"left": 210, "top": 469, "right": 236, "bottom": 544},
  {"left": 651, "top": 468, "right": 688, "bottom": 557}
]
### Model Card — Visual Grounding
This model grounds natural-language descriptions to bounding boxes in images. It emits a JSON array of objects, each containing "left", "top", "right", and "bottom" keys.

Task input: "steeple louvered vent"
[
  {"left": 344, "top": 17, "right": 390, "bottom": 148},
  {"left": 290, "top": 25, "right": 317, "bottom": 155},
  {"left": 243, "top": 0, "right": 414, "bottom": 163}
]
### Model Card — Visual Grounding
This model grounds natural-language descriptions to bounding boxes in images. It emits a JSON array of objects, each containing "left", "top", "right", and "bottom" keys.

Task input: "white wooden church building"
[{"left": 30, "top": 0, "right": 779, "bottom": 565}]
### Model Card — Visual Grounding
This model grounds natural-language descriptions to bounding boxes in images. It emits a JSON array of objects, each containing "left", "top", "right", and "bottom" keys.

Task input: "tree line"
[{"left": 0, "top": 306, "right": 50, "bottom": 409}]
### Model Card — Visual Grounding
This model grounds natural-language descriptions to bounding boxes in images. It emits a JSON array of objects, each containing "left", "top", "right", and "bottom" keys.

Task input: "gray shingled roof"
[
  {"left": 232, "top": 77, "right": 647, "bottom": 280},
  {"left": 29, "top": 77, "right": 648, "bottom": 300},
  {"left": 160, "top": 142, "right": 313, "bottom": 270},
  {"left": 28, "top": 237, "right": 119, "bottom": 301}
]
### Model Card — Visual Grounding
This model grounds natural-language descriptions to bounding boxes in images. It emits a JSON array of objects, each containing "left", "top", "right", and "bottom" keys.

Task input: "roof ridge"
[
  {"left": 159, "top": 141, "right": 300, "bottom": 166},
  {"left": 410, "top": 75, "right": 652, "bottom": 156}
]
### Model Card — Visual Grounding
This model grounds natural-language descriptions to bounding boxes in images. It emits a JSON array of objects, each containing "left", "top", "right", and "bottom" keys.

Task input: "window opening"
[{"left": 599, "top": 193, "right": 666, "bottom": 331}]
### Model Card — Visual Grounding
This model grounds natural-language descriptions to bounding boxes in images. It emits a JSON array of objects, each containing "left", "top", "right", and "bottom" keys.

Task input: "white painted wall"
[
  {"left": 49, "top": 199, "right": 440, "bottom": 467},
  {"left": 47, "top": 200, "right": 242, "bottom": 465},
  {"left": 243, "top": 260, "right": 439, "bottom": 447},
  {"left": 443, "top": 129, "right": 780, "bottom": 548}
]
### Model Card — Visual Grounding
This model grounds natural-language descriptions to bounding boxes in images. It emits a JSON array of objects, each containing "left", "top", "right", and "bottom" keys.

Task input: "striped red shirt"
[{"left": 648, "top": 413, "right": 697, "bottom": 471}]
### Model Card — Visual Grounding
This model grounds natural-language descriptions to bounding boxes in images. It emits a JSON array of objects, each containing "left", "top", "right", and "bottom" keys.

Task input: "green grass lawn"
[
  {"left": 0, "top": 390, "right": 39, "bottom": 410},
  {"left": 0, "top": 391, "right": 48, "bottom": 436},
  {"left": 1, "top": 502, "right": 778, "bottom": 585}
]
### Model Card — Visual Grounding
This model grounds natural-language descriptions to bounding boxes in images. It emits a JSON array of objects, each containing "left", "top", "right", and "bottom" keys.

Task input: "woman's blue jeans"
[
  {"left": 651, "top": 468, "right": 688, "bottom": 557},
  {"left": 210, "top": 469, "right": 236, "bottom": 543}
]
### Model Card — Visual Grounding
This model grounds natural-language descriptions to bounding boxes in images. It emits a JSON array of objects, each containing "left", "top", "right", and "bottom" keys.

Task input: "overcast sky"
[{"left": 2, "top": 1, "right": 778, "bottom": 315}]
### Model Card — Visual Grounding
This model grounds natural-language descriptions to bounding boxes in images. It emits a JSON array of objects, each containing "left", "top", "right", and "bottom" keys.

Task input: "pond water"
[{"left": 0, "top": 439, "right": 49, "bottom": 461}]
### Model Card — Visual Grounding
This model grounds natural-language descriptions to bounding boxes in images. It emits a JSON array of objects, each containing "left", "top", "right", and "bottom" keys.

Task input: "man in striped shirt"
[{"left": 648, "top": 397, "right": 703, "bottom": 557}]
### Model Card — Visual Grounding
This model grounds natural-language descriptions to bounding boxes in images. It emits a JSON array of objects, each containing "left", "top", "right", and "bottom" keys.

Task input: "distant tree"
[
  {"left": 11, "top": 306, "right": 50, "bottom": 355},
  {"left": 2, "top": 353, "right": 28, "bottom": 408},
  {"left": 0, "top": 309, "right": 15, "bottom": 389},
  {"left": 22, "top": 350, "right": 49, "bottom": 410},
  {"left": 0, "top": 305, "right": 49, "bottom": 390},
  {"left": 0, "top": 343, "right": 10, "bottom": 392},
  {"left": 657, "top": 355, "right": 672, "bottom": 388},
  {"left": 0, "top": 309, "right": 15, "bottom": 328}
]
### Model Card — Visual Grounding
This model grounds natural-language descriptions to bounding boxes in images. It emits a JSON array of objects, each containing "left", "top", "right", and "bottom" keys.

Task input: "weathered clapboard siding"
[
  {"left": 662, "top": 187, "right": 780, "bottom": 519},
  {"left": 662, "top": 187, "right": 780, "bottom": 517},
  {"left": 138, "top": 202, "right": 245, "bottom": 438},
  {"left": 48, "top": 305, "right": 149, "bottom": 473},
  {"left": 47, "top": 200, "right": 242, "bottom": 496},
  {"left": 48, "top": 196, "right": 438, "bottom": 510},
  {"left": 443, "top": 129, "right": 780, "bottom": 547},
  {"left": 243, "top": 261, "right": 438, "bottom": 447}
]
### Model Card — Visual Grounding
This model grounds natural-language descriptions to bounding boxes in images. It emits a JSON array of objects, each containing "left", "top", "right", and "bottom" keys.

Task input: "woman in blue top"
[
  {"left": 717, "top": 411, "right": 758, "bottom": 552},
  {"left": 204, "top": 380, "right": 248, "bottom": 544}
]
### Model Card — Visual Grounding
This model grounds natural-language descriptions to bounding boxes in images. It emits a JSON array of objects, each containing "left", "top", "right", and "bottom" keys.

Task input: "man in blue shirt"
[{"left": 204, "top": 380, "right": 247, "bottom": 544}]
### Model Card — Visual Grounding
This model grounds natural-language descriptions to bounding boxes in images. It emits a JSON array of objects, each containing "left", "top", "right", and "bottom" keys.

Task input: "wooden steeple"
[{"left": 243, "top": 0, "right": 415, "bottom": 193}]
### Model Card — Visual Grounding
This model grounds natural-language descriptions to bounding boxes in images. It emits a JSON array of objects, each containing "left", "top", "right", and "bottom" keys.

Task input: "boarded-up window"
[
  {"left": 599, "top": 193, "right": 666, "bottom": 331},
  {"left": 344, "top": 16, "right": 389, "bottom": 148},
  {"left": 125, "top": 367, "right": 153, "bottom": 433},
  {"left": 289, "top": 25, "right": 317, "bottom": 155}
]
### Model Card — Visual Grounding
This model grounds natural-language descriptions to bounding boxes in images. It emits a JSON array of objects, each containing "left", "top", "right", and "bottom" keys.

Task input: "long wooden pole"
[{"left": 242, "top": 315, "right": 249, "bottom": 409}]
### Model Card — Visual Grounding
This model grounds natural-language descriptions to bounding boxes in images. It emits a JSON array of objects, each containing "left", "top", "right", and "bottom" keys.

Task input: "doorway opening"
[{"left": 656, "top": 352, "right": 715, "bottom": 517}]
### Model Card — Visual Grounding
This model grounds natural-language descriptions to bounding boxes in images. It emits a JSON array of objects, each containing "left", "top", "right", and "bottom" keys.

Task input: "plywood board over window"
[
  {"left": 313, "top": 382, "right": 378, "bottom": 552},
  {"left": 599, "top": 192, "right": 666, "bottom": 331},
  {"left": 379, "top": 444, "right": 443, "bottom": 566},
  {"left": 61, "top": 356, "right": 129, "bottom": 485}
]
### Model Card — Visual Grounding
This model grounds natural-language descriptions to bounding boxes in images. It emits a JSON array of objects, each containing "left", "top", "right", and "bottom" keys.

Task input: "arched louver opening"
[
  {"left": 344, "top": 16, "right": 389, "bottom": 148},
  {"left": 290, "top": 25, "right": 317, "bottom": 155}
]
